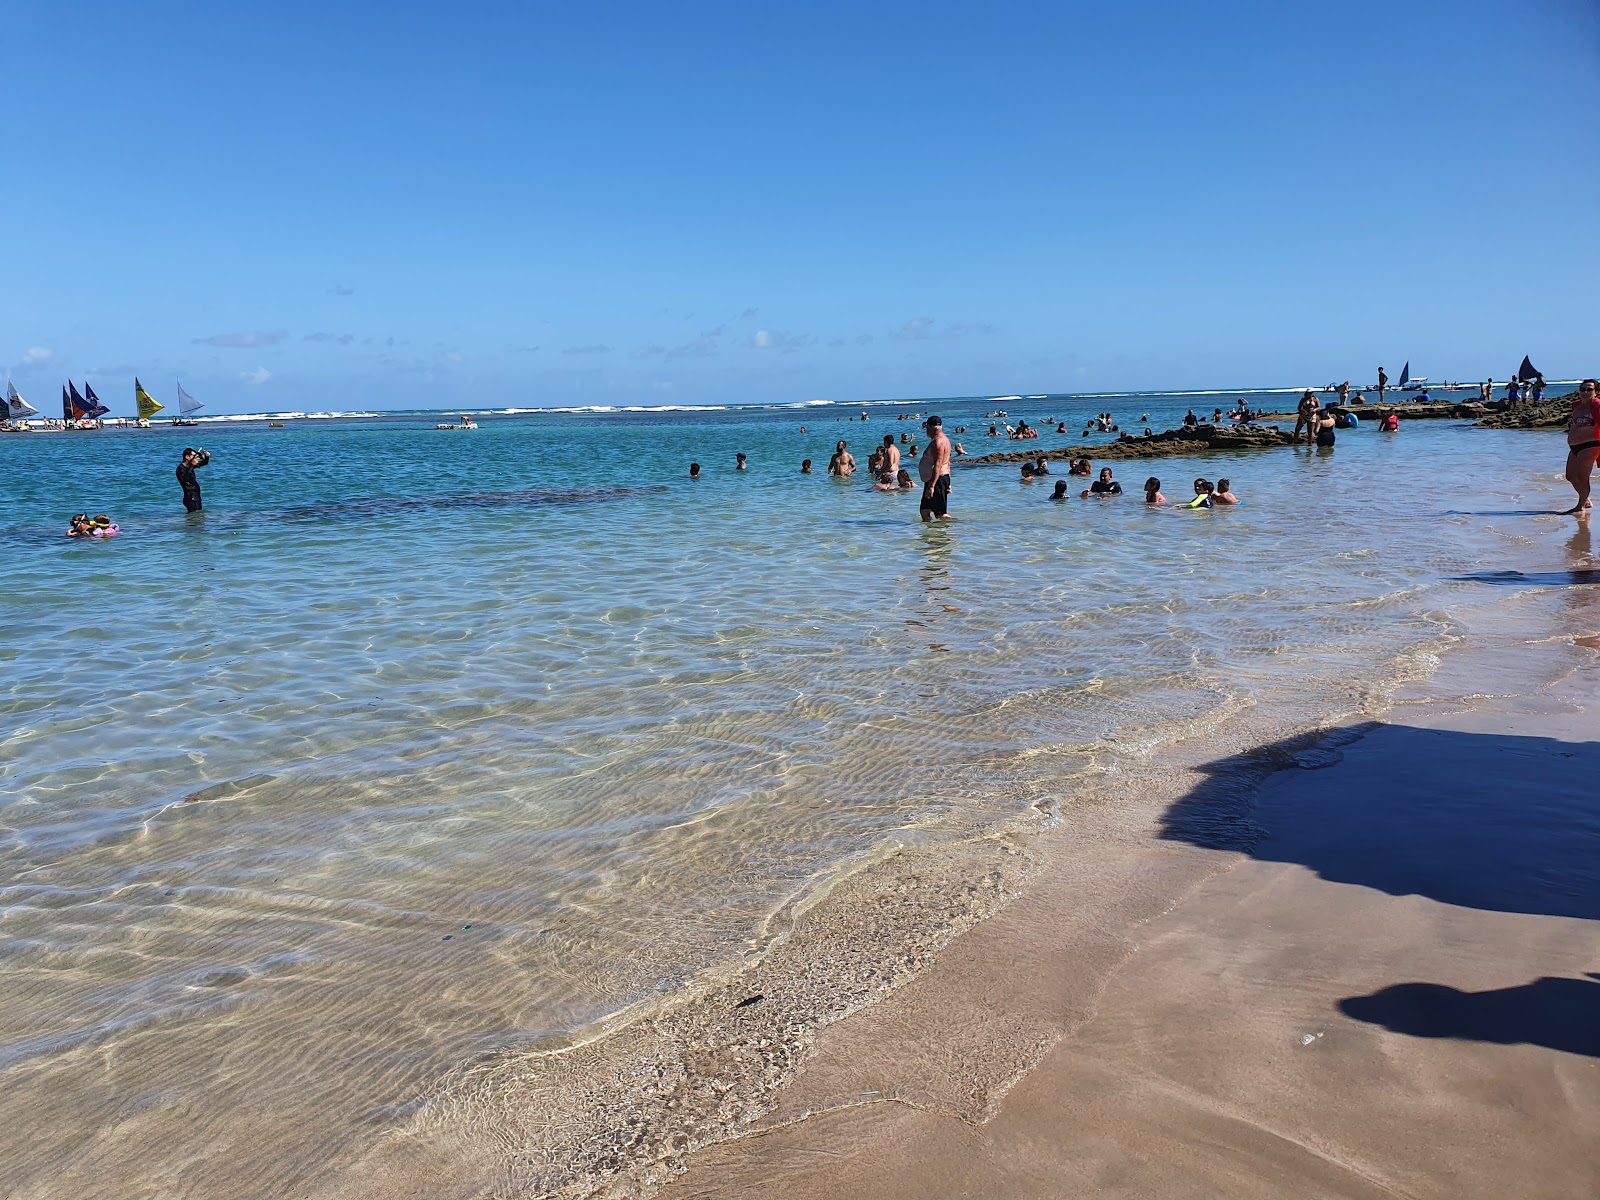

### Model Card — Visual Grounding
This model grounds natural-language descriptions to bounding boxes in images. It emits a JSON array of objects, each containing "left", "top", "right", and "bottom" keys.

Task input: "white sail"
[
  {"left": 6, "top": 380, "right": 40, "bottom": 418},
  {"left": 177, "top": 382, "right": 204, "bottom": 415}
]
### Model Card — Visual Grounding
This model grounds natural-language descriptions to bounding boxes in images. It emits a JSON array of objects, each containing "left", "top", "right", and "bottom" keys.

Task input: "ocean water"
[{"left": 0, "top": 390, "right": 1585, "bottom": 1197}]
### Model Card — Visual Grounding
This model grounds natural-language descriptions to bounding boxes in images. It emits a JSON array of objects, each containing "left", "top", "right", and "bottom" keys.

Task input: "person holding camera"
[{"left": 177, "top": 447, "right": 211, "bottom": 512}]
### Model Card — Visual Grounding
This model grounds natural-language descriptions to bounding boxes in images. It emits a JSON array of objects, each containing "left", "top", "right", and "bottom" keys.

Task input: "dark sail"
[
  {"left": 1397, "top": 362, "right": 1410, "bottom": 387},
  {"left": 62, "top": 386, "right": 72, "bottom": 421},
  {"left": 1517, "top": 356, "right": 1540, "bottom": 382},
  {"left": 81, "top": 382, "right": 110, "bottom": 418},
  {"left": 68, "top": 380, "right": 91, "bottom": 420}
]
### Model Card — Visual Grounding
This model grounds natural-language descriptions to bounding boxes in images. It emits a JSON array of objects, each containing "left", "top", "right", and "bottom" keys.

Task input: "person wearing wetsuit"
[
  {"left": 1563, "top": 379, "right": 1600, "bottom": 514},
  {"left": 176, "top": 447, "right": 210, "bottom": 512}
]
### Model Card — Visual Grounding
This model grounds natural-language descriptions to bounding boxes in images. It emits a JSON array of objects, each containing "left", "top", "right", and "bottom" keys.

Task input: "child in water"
[
  {"left": 1144, "top": 478, "right": 1166, "bottom": 504},
  {"left": 1185, "top": 479, "right": 1215, "bottom": 508},
  {"left": 1212, "top": 479, "right": 1239, "bottom": 505}
]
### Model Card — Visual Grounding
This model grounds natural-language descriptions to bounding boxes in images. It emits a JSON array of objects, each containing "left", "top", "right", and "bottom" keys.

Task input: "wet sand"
[{"left": 660, "top": 642, "right": 1600, "bottom": 1199}]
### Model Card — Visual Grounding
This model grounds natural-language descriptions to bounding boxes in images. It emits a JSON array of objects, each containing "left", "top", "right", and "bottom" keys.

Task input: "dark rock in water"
[
  {"left": 1477, "top": 392, "right": 1576, "bottom": 430},
  {"left": 1330, "top": 401, "right": 1498, "bottom": 421},
  {"left": 963, "top": 423, "right": 1295, "bottom": 465}
]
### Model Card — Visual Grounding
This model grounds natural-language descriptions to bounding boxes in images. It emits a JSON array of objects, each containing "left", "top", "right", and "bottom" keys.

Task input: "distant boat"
[
  {"left": 172, "top": 380, "right": 204, "bottom": 425},
  {"left": 66, "top": 380, "right": 106, "bottom": 424},
  {"left": 436, "top": 414, "right": 477, "bottom": 430},
  {"left": 135, "top": 378, "right": 166, "bottom": 422},
  {"left": 5, "top": 380, "right": 40, "bottom": 420},
  {"left": 1396, "top": 362, "right": 1429, "bottom": 391}
]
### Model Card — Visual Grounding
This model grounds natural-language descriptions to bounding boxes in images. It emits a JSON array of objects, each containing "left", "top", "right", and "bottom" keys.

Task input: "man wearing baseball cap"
[{"left": 918, "top": 415, "right": 953, "bottom": 521}]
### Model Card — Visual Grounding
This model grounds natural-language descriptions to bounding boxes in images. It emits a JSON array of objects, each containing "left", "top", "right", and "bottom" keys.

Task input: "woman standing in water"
[{"left": 1563, "top": 379, "right": 1600, "bottom": 514}]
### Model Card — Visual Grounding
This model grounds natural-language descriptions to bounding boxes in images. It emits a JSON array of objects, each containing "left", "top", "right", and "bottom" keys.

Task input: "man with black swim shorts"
[{"left": 918, "top": 415, "right": 952, "bottom": 521}]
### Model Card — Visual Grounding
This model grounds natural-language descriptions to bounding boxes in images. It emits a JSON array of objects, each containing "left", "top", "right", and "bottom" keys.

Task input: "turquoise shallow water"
[{"left": 0, "top": 391, "right": 1585, "bottom": 1196}]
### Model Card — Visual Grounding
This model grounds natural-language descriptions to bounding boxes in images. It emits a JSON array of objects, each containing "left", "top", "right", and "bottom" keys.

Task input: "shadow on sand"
[
  {"left": 1338, "top": 976, "right": 1600, "bottom": 1058},
  {"left": 1160, "top": 723, "right": 1600, "bottom": 920},
  {"left": 1162, "top": 722, "right": 1600, "bottom": 1054}
]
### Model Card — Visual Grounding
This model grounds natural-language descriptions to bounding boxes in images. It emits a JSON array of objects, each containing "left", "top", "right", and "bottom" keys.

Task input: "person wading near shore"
[
  {"left": 878, "top": 433, "right": 900, "bottom": 483},
  {"left": 1563, "top": 379, "right": 1600, "bottom": 514},
  {"left": 827, "top": 440, "right": 856, "bottom": 476},
  {"left": 918, "top": 415, "right": 953, "bottom": 522},
  {"left": 1376, "top": 365, "right": 1388, "bottom": 406},
  {"left": 176, "top": 447, "right": 211, "bottom": 513},
  {"left": 1293, "top": 391, "right": 1320, "bottom": 445}
]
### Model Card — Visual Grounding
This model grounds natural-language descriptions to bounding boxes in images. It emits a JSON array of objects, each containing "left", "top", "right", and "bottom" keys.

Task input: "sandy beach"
[{"left": 656, "top": 625, "right": 1600, "bottom": 1199}]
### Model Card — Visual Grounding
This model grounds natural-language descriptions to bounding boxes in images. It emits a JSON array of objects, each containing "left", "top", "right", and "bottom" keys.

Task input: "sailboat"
[
  {"left": 82, "top": 383, "right": 111, "bottom": 419},
  {"left": 1396, "top": 361, "right": 1428, "bottom": 391},
  {"left": 136, "top": 378, "right": 166, "bottom": 424},
  {"left": 172, "top": 380, "right": 204, "bottom": 426},
  {"left": 5, "top": 380, "right": 40, "bottom": 423},
  {"left": 66, "top": 380, "right": 104, "bottom": 425}
]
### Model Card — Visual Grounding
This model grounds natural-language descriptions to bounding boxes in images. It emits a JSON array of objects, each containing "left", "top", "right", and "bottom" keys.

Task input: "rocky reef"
[
  {"left": 1477, "top": 392, "right": 1576, "bottom": 430},
  {"left": 963, "top": 422, "right": 1295, "bottom": 465}
]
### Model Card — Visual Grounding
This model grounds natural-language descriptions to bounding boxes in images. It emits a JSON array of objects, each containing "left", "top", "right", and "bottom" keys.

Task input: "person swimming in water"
[
  {"left": 1185, "top": 478, "right": 1215, "bottom": 508},
  {"left": 689, "top": 462, "right": 701, "bottom": 479},
  {"left": 801, "top": 459, "right": 813, "bottom": 474},
  {"left": 1212, "top": 478, "right": 1239, "bottom": 505},
  {"left": 1087, "top": 467, "right": 1122, "bottom": 496},
  {"left": 1051, "top": 480, "right": 1069, "bottom": 500},
  {"left": 1144, "top": 477, "right": 1166, "bottom": 504},
  {"left": 65, "top": 513, "right": 94, "bottom": 537}
]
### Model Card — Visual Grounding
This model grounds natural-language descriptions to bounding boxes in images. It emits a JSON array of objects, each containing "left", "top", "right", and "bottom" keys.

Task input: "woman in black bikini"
[{"left": 1564, "top": 379, "right": 1600, "bottom": 514}]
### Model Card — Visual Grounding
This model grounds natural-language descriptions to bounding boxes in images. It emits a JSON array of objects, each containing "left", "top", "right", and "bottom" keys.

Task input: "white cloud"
[
  {"left": 561, "top": 344, "right": 612, "bottom": 356},
  {"left": 242, "top": 367, "right": 272, "bottom": 385},
  {"left": 23, "top": 346, "right": 52, "bottom": 364},
  {"left": 751, "top": 329, "right": 815, "bottom": 353},
  {"left": 897, "top": 318, "right": 935, "bottom": 340}
]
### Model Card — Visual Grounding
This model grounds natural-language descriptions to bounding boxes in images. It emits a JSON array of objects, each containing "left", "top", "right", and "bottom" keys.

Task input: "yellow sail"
[{"left": 135, "top": 378, "right": 165, "bottom": 419}]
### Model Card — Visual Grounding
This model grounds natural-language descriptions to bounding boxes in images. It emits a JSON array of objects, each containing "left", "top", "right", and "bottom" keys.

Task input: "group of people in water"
[
  {"left": 65, "top": 446, "right": 210, "bottom": 539},
  {"left": 1033, "top": 464, "right": 1240, "bottom": 507}
]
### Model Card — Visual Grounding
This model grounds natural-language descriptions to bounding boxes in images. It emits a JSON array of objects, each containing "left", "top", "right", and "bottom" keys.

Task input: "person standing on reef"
[
  {"left": 918, "top": 415, "right": 953, "bottom": 522},
  {"left": 1337, "top": 380, "right": 1350, "bottom": 406},
  {"left": 1562, "top": 379, "right": 1600, "bottom": 514},
  {"left": 1376, "top": 366, "right": 1388, "bottom": 406},
  {"left": 1293, "top": 391, "right": 1320, "bottom": 445},
  {"left": 176, "top": 447, "right": 210, "bottom": 513}
]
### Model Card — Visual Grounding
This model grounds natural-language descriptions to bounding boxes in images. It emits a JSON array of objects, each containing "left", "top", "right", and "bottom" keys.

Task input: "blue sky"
[{"left": 3, "top": 0, "right": 1595, "bottom": 414}]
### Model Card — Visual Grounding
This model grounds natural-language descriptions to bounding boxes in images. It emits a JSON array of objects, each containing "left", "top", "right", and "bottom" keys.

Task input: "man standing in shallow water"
[
  {"left": 176, "top": 447, "right": 210, "bottom": 513},
  {"left": 918, "top": 415, "right": 953, "bottom": 521}
]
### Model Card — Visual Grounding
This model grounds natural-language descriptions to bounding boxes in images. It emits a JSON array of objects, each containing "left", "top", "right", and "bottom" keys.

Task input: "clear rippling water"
[{"left": 0, "top": 391, "right": 1583, "bottom": 1197}]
